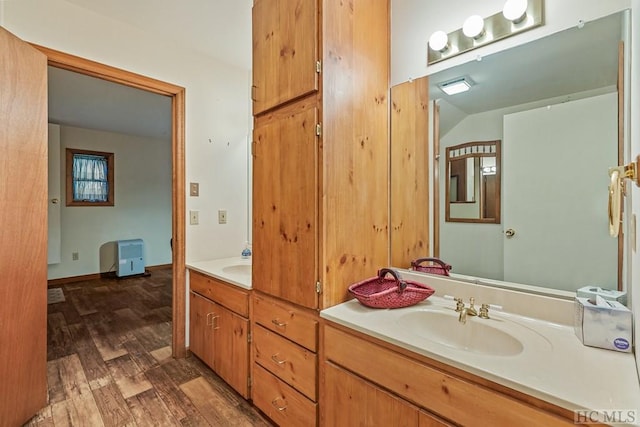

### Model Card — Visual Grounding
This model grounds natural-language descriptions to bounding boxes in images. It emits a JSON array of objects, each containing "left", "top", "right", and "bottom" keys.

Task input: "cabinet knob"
[
  {"left": 271, "top": 319, "right": 287, "bottom": 328},
  {"left": 270, "top": 353, "right": 287, "bottom": 366},
  {"left": 271, "top": 397, "right": 287, "bottom": 411}
]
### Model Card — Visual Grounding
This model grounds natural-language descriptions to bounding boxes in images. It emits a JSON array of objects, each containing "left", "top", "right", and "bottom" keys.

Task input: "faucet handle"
[
  {"left": 454, "top": 297, "right": 464, "bottom": 312},
  {"left": 479, "top": 303, "right": 490, "bottom": 319}
]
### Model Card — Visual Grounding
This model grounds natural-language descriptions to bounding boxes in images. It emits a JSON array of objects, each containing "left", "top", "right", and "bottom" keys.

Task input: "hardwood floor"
[{"left": 27, "top": 268, "right": 273, "bottom": 426}]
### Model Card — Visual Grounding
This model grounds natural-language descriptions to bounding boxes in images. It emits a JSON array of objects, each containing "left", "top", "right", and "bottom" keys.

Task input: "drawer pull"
[
  {"left": 270, "top": 353, "right": 287, "bottom": 366},
  {"left": 271, "top": 397, "right": 287, "bottom": 411},
  {"left": 206, "top": 312, "right": 214, "bottom": 326},
  {"left": 271, "top": 319, "right": 287, "bottom": 328},
  {"left": 211, "top": 314, "right": 220, "bottom": 330}
]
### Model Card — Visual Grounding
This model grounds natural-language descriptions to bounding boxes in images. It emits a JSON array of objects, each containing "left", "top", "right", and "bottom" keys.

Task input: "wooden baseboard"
[{"left": 47, "top": 264, "right": 172, "bottom": 287}]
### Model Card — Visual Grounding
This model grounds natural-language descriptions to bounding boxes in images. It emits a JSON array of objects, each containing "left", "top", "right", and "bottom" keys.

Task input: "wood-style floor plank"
[
  {"left": 37, "top": 268, "right": 273, "bottom": 427},
  {"left": 51, "top": 394, "right": 105, "bottom": 427},
  {"left": 91, "top": 383, "right": 136, "bottom": 427},
  {"left": 125, "top": 388, "right": 180, "bottom": 426},
  {"left": 106, "top": 354, "right": 153, "bottom": 399}
]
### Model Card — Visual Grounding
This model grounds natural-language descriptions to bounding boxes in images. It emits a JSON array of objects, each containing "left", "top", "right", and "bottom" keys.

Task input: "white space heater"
[{"left": 116, "top": 239, "right": 145, "bottom": 277}]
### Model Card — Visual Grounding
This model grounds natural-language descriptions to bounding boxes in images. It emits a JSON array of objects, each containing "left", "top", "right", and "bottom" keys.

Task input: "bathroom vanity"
[
  {"left": 320, "top": 273, "right": 640, "bottom": 427},
  {"left": 187, "top": 258, "right": 252, "bottom": 399}
]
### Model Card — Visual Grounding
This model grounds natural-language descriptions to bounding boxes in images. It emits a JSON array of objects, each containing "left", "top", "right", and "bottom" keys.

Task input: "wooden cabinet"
[
  {"left": 322, "top": 323, "right": 576, "bottom": 427},
  {"left": 252, "top": 0, "right": 391, "bottom": 311},
  {"left": 253, "top": 100, "right": 319, "bottom": 309},
  {"left": 323, "top": 362, "right": 420, "bottom": 427},
  {"left": 251, "top": 293, "right": 318, "bottom": 426},
  {"left": 188, "top": 271, "right": 250, "bottom": 398},
  {"left": 252, "top": 0, "right": 319, "bottom": 115}
]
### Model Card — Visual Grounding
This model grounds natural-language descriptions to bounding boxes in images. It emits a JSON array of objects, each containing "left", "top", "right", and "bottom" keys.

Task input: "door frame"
[{"left": 32, "top": 44, "right": 187, "bottom": 358}]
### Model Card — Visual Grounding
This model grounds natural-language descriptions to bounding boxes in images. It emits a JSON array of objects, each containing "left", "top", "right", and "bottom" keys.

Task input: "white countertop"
[
  {"left": 321, "top": 295, "right": 640, "bottom": 424},
  {"left": 187, "top": 256, "right": 252, "bottom": 289}
]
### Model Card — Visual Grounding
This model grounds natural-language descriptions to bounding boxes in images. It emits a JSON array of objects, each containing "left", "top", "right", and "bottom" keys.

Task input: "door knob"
[
  {"left": 51, "top": 198, "right": 59, "bottom": 204},
  {"left": 505, "top": 228, "right": 516, "bottom": 238}
]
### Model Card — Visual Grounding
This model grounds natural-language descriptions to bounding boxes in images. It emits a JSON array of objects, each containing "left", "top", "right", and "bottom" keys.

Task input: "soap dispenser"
[{"left": 241, "top": 241, "right": 252, "bottom": 259}]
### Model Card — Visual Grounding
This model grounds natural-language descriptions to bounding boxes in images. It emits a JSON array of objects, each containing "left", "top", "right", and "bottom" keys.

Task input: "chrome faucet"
[{"left": 458, "top": 297, "right": 477, "bottom": 324}]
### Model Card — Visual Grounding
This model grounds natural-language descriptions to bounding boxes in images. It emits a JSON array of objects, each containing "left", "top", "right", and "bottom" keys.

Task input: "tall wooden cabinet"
[
  {"left": 251, "top": 0, "right": 390, "bottom": 424},
  {"left": 252, "top": 0, "right": 390, "bottom": 311}
]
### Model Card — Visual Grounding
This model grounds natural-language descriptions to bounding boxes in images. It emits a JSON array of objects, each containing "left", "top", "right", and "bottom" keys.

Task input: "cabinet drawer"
[
  {"left": 190, "top": 270, "right": 249, "bottom": 317},
  {"left": 253, "top": 294, "right": 317, "bottom": 351},
  {"left": 252, "top": 363, "right": 317, "bottom": 427},
  {"left": 324, "top": 325, "right": 573, "bottom": 427},
  {"left": 254, "top": 324, "right": 317, "bottom": 400}
]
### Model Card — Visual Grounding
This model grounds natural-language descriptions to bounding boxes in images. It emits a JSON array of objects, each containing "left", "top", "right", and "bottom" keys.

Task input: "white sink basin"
[
  {"left": 221, "top": 264, "right": 251, "bottom": 276},
  {"left": 397, "top": 309, "right": 524, "bottom": 356}
]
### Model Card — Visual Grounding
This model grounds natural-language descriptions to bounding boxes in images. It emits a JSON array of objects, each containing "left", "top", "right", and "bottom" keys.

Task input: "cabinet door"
[
  {"left": 253, "top": 100, "right": 318, "bottom": 309},
  {"left": 252, "top": 0, "right": 318, "bottom": 114},
  {"left": 419, "top": 410, "right": 455, "bottom": 427},
  {"left": 212, "top": 303, "right": 250, "bottom": 398},
  {"left": 323, "top": 362, "right": 419, "bottom": 427},
  {"left": 189, "top": 292, "right": 215, "bottom": 367}
]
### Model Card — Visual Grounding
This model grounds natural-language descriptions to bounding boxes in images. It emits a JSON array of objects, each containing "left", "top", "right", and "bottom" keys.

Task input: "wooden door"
[
  {"left": 323, "top": 362, "right": 419, "bottom": 426},
  {"left": 390, "top": 77, "right": 430, "bottom": 268},
  {"left": 0, "top": 26, "right": 48, "bottom": 426},
  {"left": 253, "top": 100, "right": 318, "bottom": 309},
  {"left": 212, "top": 304, "right": 249, "bottom": 398},
  {"left": 252, "top": 0, "right": 318, "bottom": 114},
  {"left": 188, "top": 292, "right": 215, "bottom": 367}
]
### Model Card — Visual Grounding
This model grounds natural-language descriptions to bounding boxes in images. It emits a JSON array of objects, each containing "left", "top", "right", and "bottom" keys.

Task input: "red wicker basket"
[
  {"left": 410, "top": 258, "right": 451, "bottom": 276},
  {"left": 348, "top": 268, "right": 435, "bottom": 309}
]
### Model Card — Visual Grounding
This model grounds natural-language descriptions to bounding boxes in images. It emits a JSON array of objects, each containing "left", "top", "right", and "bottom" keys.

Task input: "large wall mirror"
[
  {"left": 421, "top": 10, "right": 628, "bottom": 293},
  {"left": 446, "top": 140, "right": 500, "bottom": 223}
]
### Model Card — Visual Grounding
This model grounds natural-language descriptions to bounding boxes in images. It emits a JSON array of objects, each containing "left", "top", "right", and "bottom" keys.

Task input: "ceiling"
[
  {"left": 48, "top": 0, "right": 252, "bottom": 139},
  {"left": 431, "top": 12, "right": 622, "bottom": 135}
]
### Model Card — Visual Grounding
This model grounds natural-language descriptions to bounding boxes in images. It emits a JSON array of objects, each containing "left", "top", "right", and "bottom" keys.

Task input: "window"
[{"left": 66, "top": 148, "right": 114, "bottom": 206}]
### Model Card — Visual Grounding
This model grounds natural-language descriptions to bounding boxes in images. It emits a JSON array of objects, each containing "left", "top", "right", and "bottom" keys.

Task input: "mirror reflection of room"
[
  {"left": 446, "top": 140, "right": 500, "bottom": 223},
  {"left": 431, "top": 11, "right": 623, "bottom": 291}
]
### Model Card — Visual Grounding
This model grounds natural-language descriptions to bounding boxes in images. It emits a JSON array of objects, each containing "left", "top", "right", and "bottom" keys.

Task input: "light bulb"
[
  {"left": 429, "top": 31, "right": 449, "bottom": 52},
  {"left": 463, "top": 15, "right": 485, "bottom": 39},
  {"left": 503, "top": 0, "right": 528, "bottom": 23}
]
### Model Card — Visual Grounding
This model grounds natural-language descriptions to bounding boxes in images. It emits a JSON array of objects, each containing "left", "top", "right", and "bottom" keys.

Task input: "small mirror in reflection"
[{"left": 446, "top": 140, "right": 500, "bottom": 223}]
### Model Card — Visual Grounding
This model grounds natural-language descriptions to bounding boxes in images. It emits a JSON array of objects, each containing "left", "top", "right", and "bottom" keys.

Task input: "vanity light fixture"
[
  {"left": 503, "top": 0, "right": 529, "bottom": 24},
  {"left": 438, "top": 77, "right": 472, "bottom": 96},
  {"left": 463, "top": 15, "right": 485, "bottom": 39},
  {"left": 428, "top": 30, "right": 449, "bottom": 52},
  {"left": 427, "top": 0, "right": 543, "bottom": 65}
]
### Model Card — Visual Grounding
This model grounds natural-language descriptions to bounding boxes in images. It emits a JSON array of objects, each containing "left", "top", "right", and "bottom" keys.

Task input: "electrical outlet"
[
  {"left": 72, "top": 252, "right": 79, "bottom": 261},
  {"left": 190, "top": 210, "right": 199, "bottom": 225},
  {"left": 190, "top": 182, "right": 199, "bottom": 197},
  {"left": 218, "top": 210, "right": 227, "bottom": 224}
]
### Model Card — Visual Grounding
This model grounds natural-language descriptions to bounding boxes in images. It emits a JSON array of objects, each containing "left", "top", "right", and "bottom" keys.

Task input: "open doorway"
[{"left": 37, "top": 45, "right": 187, "bottom": 358}]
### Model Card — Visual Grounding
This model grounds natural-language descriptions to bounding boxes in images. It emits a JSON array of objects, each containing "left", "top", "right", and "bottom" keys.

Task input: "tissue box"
[
  {"left": 576, "top": 286, "right": 627, "bottom": 306},
  {"left": 574, "top": 297, "right": 633, "bottom": 352}
]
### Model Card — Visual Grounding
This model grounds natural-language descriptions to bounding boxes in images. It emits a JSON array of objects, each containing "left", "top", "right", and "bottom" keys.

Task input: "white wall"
[
  {"left": 47, "top": 126, "right": 172, "bottom": 280},
  {"left": 391, "top": 0, "right": 631, "bottom": 85},
  {"left": 3, "top": 0, "right": 251, "bottom": 265},
  {"left": 440, "top": 109, "right": 506, "bottom": 280}
]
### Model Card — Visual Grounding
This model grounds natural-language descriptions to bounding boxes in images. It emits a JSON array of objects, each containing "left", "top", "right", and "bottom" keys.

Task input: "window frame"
[{"left": 66, "top": 148, "right": 115, "bottom": 207}]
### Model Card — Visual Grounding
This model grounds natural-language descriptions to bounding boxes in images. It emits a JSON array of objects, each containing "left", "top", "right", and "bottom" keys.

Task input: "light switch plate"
[
  {"left": 190, "top": 210, "right": 199, "bottom": 225},
  {"left": 190, "top": 182, "right": 199, "bottom": 197},
  {"left": 218, "top": 210, "right": 227, "bottom": 224}
]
